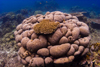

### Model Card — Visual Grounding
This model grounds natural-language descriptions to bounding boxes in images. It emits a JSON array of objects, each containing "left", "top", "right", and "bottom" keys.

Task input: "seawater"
[{"left": 0, "top": 0, "right": 100, "bottom": 14}]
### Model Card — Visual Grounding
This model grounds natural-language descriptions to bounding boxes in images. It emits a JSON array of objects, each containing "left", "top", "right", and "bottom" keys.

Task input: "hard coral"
[
  {"left": 14, "top": 11, "right": 91, "bottom": 67},
  {"left": 34, "top": 19, "right": 59, "bottom": 34}
]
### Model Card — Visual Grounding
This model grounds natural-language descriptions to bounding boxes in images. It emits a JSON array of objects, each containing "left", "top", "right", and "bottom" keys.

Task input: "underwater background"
[
  {"left": 0, "top": 0, "right": 100, "bottom": 13},
  {"left": 0, "top": 0, "right": 100, "bottom": 67}
]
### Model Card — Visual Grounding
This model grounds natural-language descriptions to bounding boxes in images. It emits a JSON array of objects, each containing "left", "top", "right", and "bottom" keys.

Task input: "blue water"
[
  {"left": 0, "top": 0, "right": 36, "bottom": 13},
  {"left": 0, "top": 0, "right": 100, "bottom": 14}
]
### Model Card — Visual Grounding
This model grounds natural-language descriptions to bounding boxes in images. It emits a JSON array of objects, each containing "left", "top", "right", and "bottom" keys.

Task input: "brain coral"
[{"left": 14, "top": 11, "right": 91, "bottom": 67}]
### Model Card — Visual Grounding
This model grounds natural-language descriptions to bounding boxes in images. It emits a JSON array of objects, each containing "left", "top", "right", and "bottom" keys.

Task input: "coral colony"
[{"left": 14, "top": 11, "right": 91, "bottom": 67}]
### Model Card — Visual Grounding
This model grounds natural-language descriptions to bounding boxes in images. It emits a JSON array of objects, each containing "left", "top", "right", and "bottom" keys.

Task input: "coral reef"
[
  {"left": 0, "top": 50, "right": 23, "bottom": 67},
  {"left": 79, "top": 24, "right": 100, "bottom": 67},
  {"left": 0, "top": 30, "right": 18, "bottom": 51},
  {"left": 0, "top": 11, "right": 31, "bottom": 67},
  {"left": 80, "top": 42, "right": 100, "bottom": 67},
  {"left": 0, "top": 12, "right": 25, "bottom": 37},
  {"left": 0, "top": 29, "right": 24, "bottom": 67},
  {"left": 14, "top": 11, "right": 91, "bottom": 67}
]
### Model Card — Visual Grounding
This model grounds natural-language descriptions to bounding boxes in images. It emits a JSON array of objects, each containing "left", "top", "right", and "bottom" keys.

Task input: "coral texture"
[
  {"left": 14, "top": 11, "right": 91, "bottom": 67},
  {"left": 33, "top": 19, "right": 59, "bottom": 34}
]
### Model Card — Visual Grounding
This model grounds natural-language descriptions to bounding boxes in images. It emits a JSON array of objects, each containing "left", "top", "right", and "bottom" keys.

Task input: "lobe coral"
[{"left": 14, "top": 11, "right": 91, "bottom": 67}]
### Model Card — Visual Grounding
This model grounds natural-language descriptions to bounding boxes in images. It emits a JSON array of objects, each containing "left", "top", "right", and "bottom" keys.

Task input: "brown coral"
[{"left": 33, "top": 19, "right": 59, "bottom": 34}]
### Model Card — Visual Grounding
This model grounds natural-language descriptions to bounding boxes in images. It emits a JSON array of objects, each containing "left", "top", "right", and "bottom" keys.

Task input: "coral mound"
[{"left": 14, "top": 11, "right": 91, "bottom": 67}]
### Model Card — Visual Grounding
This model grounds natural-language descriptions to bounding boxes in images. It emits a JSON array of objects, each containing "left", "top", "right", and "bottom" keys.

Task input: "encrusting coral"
[
  {"left": 14, "top": 11, "right": 91, "bottom": 67},
  {"left": 33, "top": 19, "right": 59, "bottom": 34}
]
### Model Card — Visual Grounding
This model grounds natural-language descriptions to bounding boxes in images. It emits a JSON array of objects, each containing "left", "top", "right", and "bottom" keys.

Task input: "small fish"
[
  {"left": 40, "top": 2, "right": 42, "bottom": 4},
  {"left": 46, "top": 1, "right": 48, "bottom": 3}
]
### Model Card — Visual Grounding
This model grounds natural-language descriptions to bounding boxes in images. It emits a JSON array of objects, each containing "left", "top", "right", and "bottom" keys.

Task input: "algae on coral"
[{"left": 33, "top": 19, "right": 59, "bottom": 34}]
